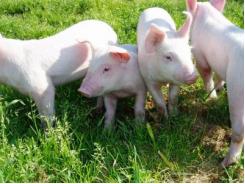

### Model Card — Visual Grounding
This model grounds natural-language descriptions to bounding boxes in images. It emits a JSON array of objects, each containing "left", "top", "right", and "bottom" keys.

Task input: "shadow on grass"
[{"left": 0, "top": 81, "right": 243, "bottom": 182}]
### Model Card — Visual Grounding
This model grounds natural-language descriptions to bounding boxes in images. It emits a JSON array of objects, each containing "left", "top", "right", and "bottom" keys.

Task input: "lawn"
[{"left": 0, "top": 0, "right": 244, "bottom": 182}]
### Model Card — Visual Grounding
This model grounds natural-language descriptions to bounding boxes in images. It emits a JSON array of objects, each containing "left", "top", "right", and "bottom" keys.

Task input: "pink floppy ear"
[
  {"left": 210, "top": 0, "right": 226, "bottom": 12},
  {"left": 145, "top": 24, "right": 166, "bottom": 53},
  {"left": 177, "top": 11, "right": 193, "bottom": 38},
  {"left": 109, "top": 47, "right": 130, "bottom": 63},
  {"left": 186, "top": 0, "right": 197, "bottom": 15},
  {"left": 78, "top": 41, "right": 93, "bottom": 62}
]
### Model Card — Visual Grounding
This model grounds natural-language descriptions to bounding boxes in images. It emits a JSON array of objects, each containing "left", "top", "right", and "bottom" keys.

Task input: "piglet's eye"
[
  {"left": 103, "top": 66, "right": 110, "bottom": 73},
  {"left": 165, "top": 55, "right": 172, "bottom": 61}
]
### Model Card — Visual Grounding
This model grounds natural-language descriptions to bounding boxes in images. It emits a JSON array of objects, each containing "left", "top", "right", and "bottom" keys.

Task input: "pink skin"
[
  {"left": 186, "top": 0, "right": 244, "bottom": 167},
  {"left": 79, "top": 44, "right": 146, "bottom": 128},
  {"left": 137, "top": 8, "right": 197, "bottom": 117},
  {"left": 0, "top": 20, "right": 117, "bottom": 128}
]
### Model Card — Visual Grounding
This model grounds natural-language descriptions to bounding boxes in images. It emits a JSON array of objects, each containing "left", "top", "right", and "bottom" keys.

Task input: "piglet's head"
[
  {"left": 186, "top": 0, "right": 226, "bottom": 15},
  {"left": 78, "top": 45, "right": 131, "bottom": 97},
  {"left": 144, "top": 12, "right": 197, "bottom": 85},
  {"left": 145, "top": 11, "right": 192, "bottom": 52}
]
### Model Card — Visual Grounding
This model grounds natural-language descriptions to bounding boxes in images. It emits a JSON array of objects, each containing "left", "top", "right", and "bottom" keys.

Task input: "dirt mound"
[{"left": 201, "top": 125, "right": 231, "bottom": 152}]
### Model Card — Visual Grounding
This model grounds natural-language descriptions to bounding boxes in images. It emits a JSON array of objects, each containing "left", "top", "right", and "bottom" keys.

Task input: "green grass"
[{"left": 0, "top": 0, "right": 244, "bottom": 182}]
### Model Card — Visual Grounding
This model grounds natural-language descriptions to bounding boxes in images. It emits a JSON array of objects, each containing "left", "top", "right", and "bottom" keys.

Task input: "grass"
[{"left": 0, "top": 0, "right": 244, "bottom": 182}]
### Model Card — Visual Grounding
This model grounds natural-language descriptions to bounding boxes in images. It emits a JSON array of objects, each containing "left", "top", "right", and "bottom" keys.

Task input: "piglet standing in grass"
[
  {"left": 0, "top": 20, "right": 117, "bottom": 128},
  {"left": 78, "top": 44, "right": 146, "bottom": 129},
  {"left": 137, "top": 7, "right": 197, "bottom": 118},
  {"left": 186, "top": 0, "right": 244, "bottom": 167}
]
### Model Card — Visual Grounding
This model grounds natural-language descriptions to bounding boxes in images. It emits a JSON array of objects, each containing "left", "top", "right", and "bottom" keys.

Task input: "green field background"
[{"left": 0, "top": 0, "right": 244, "bottom": 182}]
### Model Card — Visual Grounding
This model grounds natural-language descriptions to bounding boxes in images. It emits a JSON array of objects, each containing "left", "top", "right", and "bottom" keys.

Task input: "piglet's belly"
[{"left": 109, "top": 90, "right": 135, "bottom": 98}]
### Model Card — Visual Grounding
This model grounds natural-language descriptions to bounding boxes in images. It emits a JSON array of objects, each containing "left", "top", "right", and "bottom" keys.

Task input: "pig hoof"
[
  {"left": 163, "top": 112, "right": 169, "bottom": 119},
  {"left": 221, "top": 155, "right": 237, "bottom": 168},
  {"left": 206, "top": 95, "right": 218, "bottom": 102},
  {"left": 207, "top": 91, "right": 218, "bottom": 100},
  {"left": 95, "top": 107, "right": 104, "bottom": 114},
  {"left": 216, "top": 87, "right": 224, "bottom": 94},
  {"left": 135, "top": 118, "right": 145, "bottom": 124},
  {"left": 135, "top": 112, "right": 145, "bottom": 123},
  {"left": 168, "top": 107, "right": 179, "bottom": 116},
  {"left": 209, "top": 95, "right": 218, "bottom": 99},
  {"left": 40, "top": 121, "right": 54, "bottom": 131},
  {"left": 157, "top": 107, "right": 169, "bottom": 119},
  {"left": 103, "top": 123, "right": 115, "bottom": 131},
  {"left": 40, "top": 121, "right": 47, "bottom": 130},
  {"left": 158, "top": 113, "right": 168, "bottom": 122},
  {"left": 40, "top": 115, "right": 56, "bottom": 130}
]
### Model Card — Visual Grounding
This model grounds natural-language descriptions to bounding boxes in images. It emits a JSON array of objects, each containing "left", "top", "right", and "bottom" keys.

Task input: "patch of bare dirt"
[
  {"left": 181, "top": 158, "right": 244, "bottom": 183},
  {"left": 188, "top": 122, "right": 244, "bottom": 182},
  {"left": 182, "top": 164, "right": 220, "bottom": 182},
  {"left": 201, "top": 124, "right": 231, "bottom": 153}
]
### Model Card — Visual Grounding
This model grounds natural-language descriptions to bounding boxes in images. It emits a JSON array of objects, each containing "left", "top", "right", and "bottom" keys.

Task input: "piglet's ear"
[
  {"left": 177, "top": 11, "right": 193, "bottom": 38},
  {"left": 78, "top": 41, "right": 93, "bottom": 62},
  {"left": 210, "top": 0, "right": 226, "bottom": 12},
  {"left": 109, "top": 47, "right": 130, "bottom": 63},
  {"left": 186, "top": 0, "right": 197, "bottom": 15},
  {"left": 145, "top": 24, "right": 166, "bottom": 53}
]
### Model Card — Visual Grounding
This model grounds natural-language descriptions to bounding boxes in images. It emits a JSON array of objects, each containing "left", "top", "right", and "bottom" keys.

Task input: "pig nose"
[
  {"left": 78, "top": 87, "right": 92, "bottom": 98},
  {"left": 185, "top": 72, "right": 197, "bottom": 84}
]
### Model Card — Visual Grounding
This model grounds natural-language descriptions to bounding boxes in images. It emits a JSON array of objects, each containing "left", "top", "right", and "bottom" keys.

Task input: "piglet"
[
  {"left": 137, "top": 7, "right": 197, "bottom": 118},
  {"left": 186, "top": 0, "right": 244, "bottom": 167},
  {"left": 0, "top": 20, "right": 117, "bottom": 128},
  {"left": 78, "top": 44, "right": 146, "bottom": 129}
]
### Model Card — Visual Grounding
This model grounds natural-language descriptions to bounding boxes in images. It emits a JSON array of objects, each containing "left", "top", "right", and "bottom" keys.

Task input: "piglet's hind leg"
[
  {"left": 194, "top": 50, "right": 217, "bottom": 99},
  {"left": 222, "top": 67, "right": 244, "bottom": 167}
]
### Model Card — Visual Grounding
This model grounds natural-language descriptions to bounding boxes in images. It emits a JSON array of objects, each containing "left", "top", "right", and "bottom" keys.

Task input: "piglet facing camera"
[
  {"left": 137, "top": 7, "right": 197, "bottom": 117},
  {"left": 79, "top": 44, "right": 146, "bottom": 129}
]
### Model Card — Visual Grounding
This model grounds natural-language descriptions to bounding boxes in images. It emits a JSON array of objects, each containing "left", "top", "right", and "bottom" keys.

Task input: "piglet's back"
[{"left": 137, "top": 7, "right": 176, "bottom": 48}]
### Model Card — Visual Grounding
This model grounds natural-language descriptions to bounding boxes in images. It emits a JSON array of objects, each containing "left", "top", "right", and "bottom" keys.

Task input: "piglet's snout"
[
  {"left": 185, "top": 71, "right": 198, "bottom": 84},
  {"left": 78, "top": 76, "right": 103, "bottom": 97},
  {"left": 78, "top": 85, "right": 92, "bottom": 98},
  {"left": 78, "top": 77, "right": 94, "bottom": 98}
]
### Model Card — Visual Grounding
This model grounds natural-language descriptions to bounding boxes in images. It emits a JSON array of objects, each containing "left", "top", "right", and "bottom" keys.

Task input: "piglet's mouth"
[
  {"left": 185, "top": 74, "right": 197, "bottom": 84},
  {"left": 78, "top": 87, "right": 92, "bottom": 98},
  {"left": 185, "top": 78, "right": 197, "bottom": 84},
  {"left": 78, "top": 85, "right": 104, "bottom": 98}
]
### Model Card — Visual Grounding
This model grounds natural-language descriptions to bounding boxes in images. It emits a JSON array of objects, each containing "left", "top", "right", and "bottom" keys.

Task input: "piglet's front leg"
[
  {"left": 146, "top": 80, "right": 168, "bottom": 119},
  {"left": 168, "top": 84, "right": 180, "bottom": 115},
  {"left": 134, "top": 91, "right": 146, "bottom": 122},
  {"left": 95, "top": 97, "right": 104, "bottom": 114},
  {"left": 30, "top": 76, "right": 55, "bottom": 129},
  {"left": 103, "top": 95, "right": 118, "bottom": 129}
]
